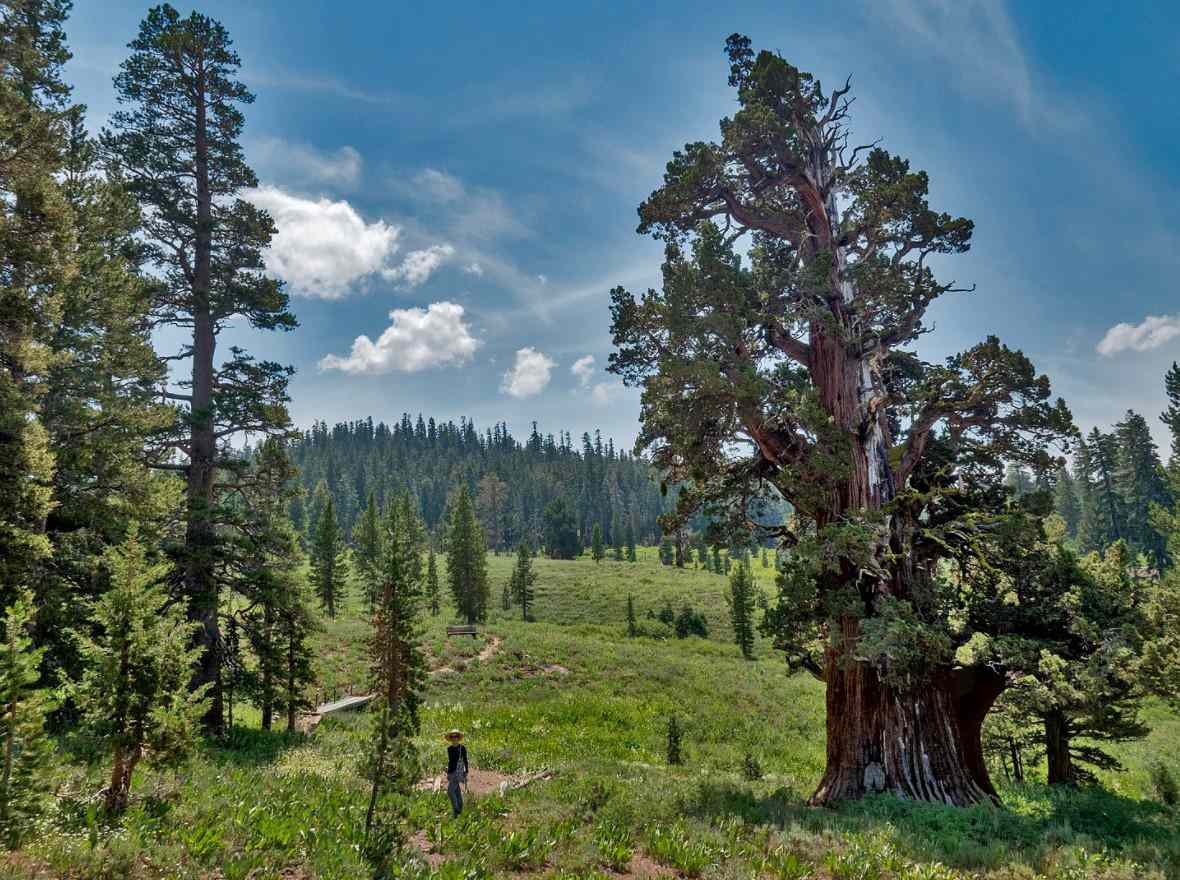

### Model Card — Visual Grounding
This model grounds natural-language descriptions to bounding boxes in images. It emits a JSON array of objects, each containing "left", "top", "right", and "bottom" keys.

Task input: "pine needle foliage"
[
  {"left": 362, "top": 494, "right": 426, "bottom": 866},
  {"left": 0, "top": 591, "right": 54, "bottom": 849},
  {"left": 72, "top": 530, "right": 207, "bottom": 813}
]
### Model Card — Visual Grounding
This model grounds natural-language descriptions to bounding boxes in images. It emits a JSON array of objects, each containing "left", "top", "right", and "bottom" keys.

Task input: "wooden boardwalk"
[{"left": 316, "top": 693, "right": 374, "bottom": 715}]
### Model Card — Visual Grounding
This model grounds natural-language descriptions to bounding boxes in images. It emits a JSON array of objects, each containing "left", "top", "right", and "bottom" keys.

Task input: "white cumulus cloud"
[
  {"left": 1096, "top": 314, "right": 1180, "bottom": 356},
  {"left": 501, "top": 347, "right": 556, "bottom": 398},
  {"left": 571, "top": 355, "right": 595, "bottom": 387},
  {"left": 246, "top": 185, "right": 400, "bottom": 299},
  {"left": 382, "top": 244, "right": 455, "bottom": 288},
  {"left": 318, "top": 302, "right": 479, "bottom": 375}
]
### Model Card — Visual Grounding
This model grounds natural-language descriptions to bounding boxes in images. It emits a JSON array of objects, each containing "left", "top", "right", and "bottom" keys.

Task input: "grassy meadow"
[{"left": 11, "top": 549, "right": 1180, "bottom": 880}]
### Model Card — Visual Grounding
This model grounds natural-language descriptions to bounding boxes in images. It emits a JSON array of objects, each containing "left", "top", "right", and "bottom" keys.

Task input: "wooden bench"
[{"left": 446, "top": 624, "right": 478, "bottom": 638}]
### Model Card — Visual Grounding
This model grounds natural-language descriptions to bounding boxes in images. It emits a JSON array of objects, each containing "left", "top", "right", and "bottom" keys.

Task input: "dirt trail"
[
  {"left": 299, "top": 635, "right": 505, "bottom": 732},
  {"left": 430, "top": 634, "right": 502, "bottom": 676}
]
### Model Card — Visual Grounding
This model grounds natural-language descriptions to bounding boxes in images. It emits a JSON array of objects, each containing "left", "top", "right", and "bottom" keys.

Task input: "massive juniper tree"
[
  {"left": 609, "top": 35, "right": 1071, "bottom": 804},
  {"left": 101, "top": 5, "right": 296, "bottom": 732}
]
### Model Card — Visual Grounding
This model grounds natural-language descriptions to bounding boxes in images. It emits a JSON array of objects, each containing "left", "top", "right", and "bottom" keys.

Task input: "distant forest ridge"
[{"left": 286, "top": 415, "right": 667, "bottom": 549}]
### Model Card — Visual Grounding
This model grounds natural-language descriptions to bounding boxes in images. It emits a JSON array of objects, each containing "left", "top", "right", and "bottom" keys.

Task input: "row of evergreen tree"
[
  {"left": 288, "top": 418, "right": 666, "bottom": 554},
  {"left": 1032, "top": 365, "right": 1180, "bottom": 568}
]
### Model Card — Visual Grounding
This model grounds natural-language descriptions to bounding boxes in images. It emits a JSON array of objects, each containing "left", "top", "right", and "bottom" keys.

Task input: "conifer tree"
[
  {"left": 33, "top": 107, "right": 176, "bottom": 691},
  {"left": 626, "top": 594, "right": 637, "bottom": 637},
  {"left": 1114, "top": 411, "right": 1171, "bottom": 568},
  {"left": 354, "top": 491, "right": 382, "bottom": 608},
  {"left": 102, "top": 5, "right": 297, "bottom": 732},
  {"left": 0, "top": 591, "right": 53, "bottom": 849},
  {"left": 612, "top": 513, "right": 624, "bottom": 561},
  {"left": 761, "top": 546, "right": 769, "bottom": 568},
  {"left": 446, "top": 487, "right": 488, "bottom": 624},
  {"left": 310, "top": 498, "right": 349, "bottom": 618},
  {"left": 277, "top": 582, "right": 316, "bottom": 733},
  {"left": 609, "top": 33, "right": 1074, "bottom": 804},
  {"left": 1086, "top": 428, "right": 1126, "bottom": 551},
  {"left": 362, "top": 494, "right": 425, "bottom": 863},
  {"left": 425, "top": 547, "right": 440, "bottom": 616},
  {"left": 728, "top": 560, "right": 757, "bottom": 660},
  {"left": 475, "top": 472, "right": 508, "bottom": 553},
  {"left": 1053, "top": 464, "right": 1081, "bottom": 540},
  {"left": 542, "top": 496, "right": 581, "bottom": 559},
  {"left": 625, "top": 520, "right": 637, "bottom": 562},
  {"left": 0, "top": 0, "right": 73, "bottom": 617},
  {"left": 1162, "top": 362, "right": 1180, "bottom": 487},
  {"left": 73, "top": 531, "right": 207, "bottom": 813},
  {"left": 236, "top": 438, "right": 313, "bottom": 730},
  {"left": 591, "top": 523, "right": 605, "bottom": 563},
  {"left": 509, "top": 542, "right": 537, "bottom": 622}
]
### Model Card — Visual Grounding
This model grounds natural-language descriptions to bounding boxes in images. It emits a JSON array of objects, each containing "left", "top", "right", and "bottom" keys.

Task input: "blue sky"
[{"left": 65, "top": 0, "right": 1180, "bottom": 452}]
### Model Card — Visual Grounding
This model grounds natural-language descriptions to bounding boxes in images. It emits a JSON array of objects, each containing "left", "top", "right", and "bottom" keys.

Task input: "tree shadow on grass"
[
  {"left": 683, "top": 780, "right": 1180, "bottom": 871},
  {"left": 204, "top": 723, "right": 308, "bottom": 767}
]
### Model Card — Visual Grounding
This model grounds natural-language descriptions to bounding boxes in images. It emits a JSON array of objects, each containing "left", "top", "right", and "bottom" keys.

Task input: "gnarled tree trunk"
[
  {"left": 806, "top": 316, "right": 1003, "bottom": 806},
  {"left": 810, "top": 619, "right": 1001, "bottom": 806}
]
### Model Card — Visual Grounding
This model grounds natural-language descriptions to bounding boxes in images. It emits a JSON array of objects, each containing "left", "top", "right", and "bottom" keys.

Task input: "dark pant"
[{"left": 447, "top": 770, "right": 465, "bottom": 816}]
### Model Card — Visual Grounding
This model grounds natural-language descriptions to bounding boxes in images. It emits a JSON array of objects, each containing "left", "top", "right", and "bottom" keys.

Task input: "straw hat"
[{"left": 443, "top": 729, "right": 464, "bottom": 742}]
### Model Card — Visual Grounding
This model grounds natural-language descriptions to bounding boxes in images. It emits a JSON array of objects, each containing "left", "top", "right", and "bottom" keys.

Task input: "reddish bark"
[{"left": 810, "top": 619, "right": 1000, "bottom": 807}]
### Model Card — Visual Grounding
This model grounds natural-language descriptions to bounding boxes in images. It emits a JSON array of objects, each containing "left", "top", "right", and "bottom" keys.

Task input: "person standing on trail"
[{"left": 444, "top": 729, "right": 469, "bottom": 818}]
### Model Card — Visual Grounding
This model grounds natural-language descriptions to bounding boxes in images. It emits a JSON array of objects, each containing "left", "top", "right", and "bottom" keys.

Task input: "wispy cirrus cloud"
[{"left": 250, "top": 139, "right": 363, "bottom": 190}]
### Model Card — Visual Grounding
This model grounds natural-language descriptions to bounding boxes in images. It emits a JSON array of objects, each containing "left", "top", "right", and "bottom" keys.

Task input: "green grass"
[{"left": 10, "top": 550, "right": 1180, "bottom": 879}]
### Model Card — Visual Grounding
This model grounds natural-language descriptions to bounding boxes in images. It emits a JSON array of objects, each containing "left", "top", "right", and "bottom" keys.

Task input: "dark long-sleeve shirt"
[{"left": 447, "top": 743, "right": 468, "bottom": 774}]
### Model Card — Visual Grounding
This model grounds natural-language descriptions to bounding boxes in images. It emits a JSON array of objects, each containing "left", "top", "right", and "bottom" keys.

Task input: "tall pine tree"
[
  {"left": 310, "top": 498, "right": 349, "bottom": 617},
  {"left": 1114, "top": 411, "right": 1171, "bottom": 568},
  {"left": 354, "top": 491, "right": 382, "bottom": 608},
  {"left": 362, "top": 492, "right": 425, "bottom": 863},
  {"left": 101, "top": 5, "right": 297, "bottom": 732},
  {"left": 0, "top": 0, "right": 74, "bottom": 616},
  {"left": 446, "top": 487, "right": 488, "bottom": 625}
]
